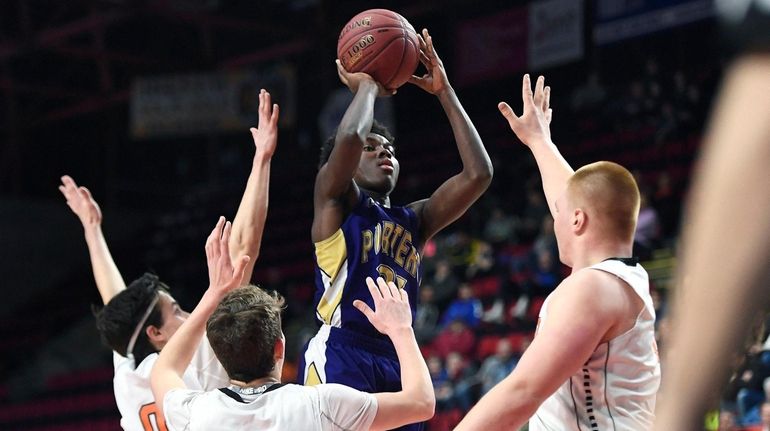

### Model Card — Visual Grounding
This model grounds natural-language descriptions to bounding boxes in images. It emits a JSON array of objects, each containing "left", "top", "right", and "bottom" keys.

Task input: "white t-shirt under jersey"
[
  {"left": 113, "top": 336, "right": 230, "bottom": 431},
  {"left": 530, "top": 259, "right": 661, "bottom": 431},
  {"left": 163, "top": 382, "right": 378, "bottom": 431}
]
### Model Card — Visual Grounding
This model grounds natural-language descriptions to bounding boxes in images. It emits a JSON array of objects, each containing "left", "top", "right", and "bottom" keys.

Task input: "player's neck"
[
  {"left": 230, "top": 375, "right": 281, "bottom": 389},
  {"left": 571, "top": 238, "right": 633, "bottom": 270},
  {"left": 362, "top": 188, "right": 391, "bottom": 207}
]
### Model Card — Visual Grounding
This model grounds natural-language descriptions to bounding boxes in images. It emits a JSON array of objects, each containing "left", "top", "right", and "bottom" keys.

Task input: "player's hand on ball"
[
  {"left": 205, "top": 216, "right": 250, "bottom": 296},
  {"left": 498, "top": 74, "right": 553, "bottom": 147},
  {"left": 354, "top": 277, "right": 412, "bottom": 335},
  {"left": 336, "top": 59, "right": 393, "bottom": 97},
  {"left": 408, "top": 28, "right": 450, "bottom": 96}
]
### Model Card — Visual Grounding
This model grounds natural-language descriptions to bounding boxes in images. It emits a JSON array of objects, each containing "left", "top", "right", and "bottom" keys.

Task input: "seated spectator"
[
  {"left": 429, "top": 259, "right": 461, "bottom": 310},
  {"left": 477, "top": 338, "right": 519, "bottom": 396},
  {"left": 441, "top": 284, "right": 483, "bottom": 329},
  {"left": 433, "top": 320, "right": 476, "bottom": 359},
  {"left": 530, "top": 249, "right": 560, "bottom": 295},
  {"left": 720, "top": 410, "right": 739, "bottom": 431},
  {"left": 443, "top": 352, "right": 479, "bottom": 412},
  {"left": 483, "top": 208, "right": 518, "bottom": 248},
  {"left": 415, "top": 285, "right": 440, "bottom": 344},
  {"left": 465, "top": 240, "right": 496, "bottom": 280}
]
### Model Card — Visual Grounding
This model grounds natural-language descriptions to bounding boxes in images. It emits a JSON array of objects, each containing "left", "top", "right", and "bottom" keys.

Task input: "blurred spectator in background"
[
  {"left": 433, "top": 320, "right": 476, "bottom": 359},
  {"left": 634, "top": 189, "right": 661, "bottom": 260},
  {"left": 415, "top": 285, "right": 440, "bottom": 344},
  {"left": 477, "top": 338, "right": 520, "bottom": 396},
  {"left": 441, "top": 283, "right": 483, "bottom": 329},
  {"left": 429, "top": 259, "right": 461, "bottom": 310},
  {"left": 483, "top": 208, "right": 518, "bottom": 249}
]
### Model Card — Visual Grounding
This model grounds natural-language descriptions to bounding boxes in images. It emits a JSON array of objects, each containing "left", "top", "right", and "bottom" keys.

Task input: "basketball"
[{"left": 337, "top": 9, "right": 420, "bottom": 90}]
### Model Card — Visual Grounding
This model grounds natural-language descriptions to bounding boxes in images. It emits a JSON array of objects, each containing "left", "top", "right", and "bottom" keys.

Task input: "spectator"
[
  {"left": 483, "top": 208, "right": 518, "bottom": 247},
  {"left": 429, "top": 259, "right": 461, "bottom": 310},
  {"left": 477, "top": 338, "right": 519, "bottom": 396},
  {"left": 441, "top": 284, "right": 483, "bottom": 329},
  {"left": 433, "top": 320, "right": 476, "bottom": 359},
  {"left": 444, "top": 352, "right": 478, "bottom": 412},
  {"left": 415, "top": 285, "right": 440, "bottom": 344}
]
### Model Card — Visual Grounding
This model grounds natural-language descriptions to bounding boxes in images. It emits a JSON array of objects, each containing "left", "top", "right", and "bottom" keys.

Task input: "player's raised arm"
[
  {"left": 59, "top": 175, "right": 126, "bottom": 304},
  {"left": 150, "top": 217, "right": 249, "bottom": 416},
  {"left": 499, "top": 74, "right": 573, "bottom": 218},
  {"left": 353, "top": 277, "right": 435, "bottom": 430},
  {"left": 312, "top": 62, "right": 392, "bottom": 241},
  {"left": 455, "top": 271, "right": 618, "bottom": 430},
  {"left": 407, "top": 28, "right": 493, "bottom": 242},
  {"left": 229, "top": 89, "right": 279, "bottom": 284}
]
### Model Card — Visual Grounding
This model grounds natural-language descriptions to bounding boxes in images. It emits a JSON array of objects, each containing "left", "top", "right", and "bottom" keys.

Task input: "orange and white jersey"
[
  {"left": 113, "top": 336, "right": 229, "bottom": 431},
  {"left": 162, "top": 382, "right": 378, "bottom": 431},
  {"left": 530, "top": 259, "right": 661, "bottom": 431}
]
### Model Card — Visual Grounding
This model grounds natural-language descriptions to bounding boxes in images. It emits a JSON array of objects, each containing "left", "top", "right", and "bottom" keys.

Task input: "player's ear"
[
  {"left": 273, "top": 334, "right": 286, "bottom": 363},
  {"left": 145, "top": 325, "right": 164, "bottom": 348},
  {"left": 573, "top": 208, "right": 587, "bottom": 234}
]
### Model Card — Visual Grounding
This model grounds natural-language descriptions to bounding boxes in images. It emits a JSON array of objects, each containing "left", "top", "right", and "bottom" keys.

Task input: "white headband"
[{"left": 125, "top": 294, "right": 160, "bottom": 363}]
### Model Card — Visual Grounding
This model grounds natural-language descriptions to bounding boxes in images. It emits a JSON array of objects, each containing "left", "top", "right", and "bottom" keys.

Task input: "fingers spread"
[
  {"left": 353, "top": 299, "right": 374, "bottom": 319},
  {"left": 522, "top": 74, "right": 534, "bottom": 109},
  {"left": 533, "top": 75, "right": 545, "bottom": 109},
  {"left": 498, "top": 102, "right": 517, "bottom": 121}
]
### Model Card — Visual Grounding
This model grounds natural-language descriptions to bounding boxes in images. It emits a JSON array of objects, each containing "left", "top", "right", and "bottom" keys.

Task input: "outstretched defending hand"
[
  {"left": 335, "top": 59, "right": 393, "bottom": 97},
  {"left": 354, "top": 277, "right": 412, "bottom": 337},
  {"left": 499, "top": 74, "right": 553, "bottom": 147},
  {"left": 408, "top": 28, "right": 450, "bottom": 95},
  {"left": 205, "top": 216, "right": 250, "bottom": 296},
  {"left": 250, "top": 89, "right": 280, "bottom": 158},
  {"left": 59, "top": 175, "right": 102, "bottom": 228}
]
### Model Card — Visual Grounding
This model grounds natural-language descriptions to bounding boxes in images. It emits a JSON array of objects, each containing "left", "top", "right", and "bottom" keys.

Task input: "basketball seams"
[{"left": 336, "top": 9, "right": 419, "bottom": 89}]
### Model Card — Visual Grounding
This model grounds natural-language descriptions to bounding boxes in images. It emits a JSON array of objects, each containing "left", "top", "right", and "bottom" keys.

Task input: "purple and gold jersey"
[{"left": 312, "top": 192, "right": 422, "bottom": 338}]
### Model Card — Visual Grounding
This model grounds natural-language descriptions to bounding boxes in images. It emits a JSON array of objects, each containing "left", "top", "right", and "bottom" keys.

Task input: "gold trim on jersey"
[
  {"left": 305, "top": 362, "right": 322, "bottom": 386},
  {"left": 315, "top": 229, "right": 348, "bottom": 325}
]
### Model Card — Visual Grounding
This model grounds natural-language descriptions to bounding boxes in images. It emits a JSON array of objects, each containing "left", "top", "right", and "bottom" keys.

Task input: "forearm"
[
  {"left": 390, "top": 328, "right": 434, "bottom": 412},
  {"left": 338, "top": 81, "right": 378, "bottom": 141},
  {"left": 151, "top": 289, "right": 224, "bottom": 405},
  {"left": 437, "top": 88, "right": 493, "bottom": 181},
  {"left": 230, "top": 153, "right": 271, "bottom": 283},
  {"left": 455, "top": 375, "right": 539, "bottom": 430},
  {"left": 319, "top": 80, "right": 379, "bottom": 196},
  {"left": 83, "top": 225, "right": 126, "bottom": 304},
  {"left": 655, "top": 55, "right": 770, "bottom": 430},
  {"left": 527, "top": 139, "right": 574, "bottom": 217}
]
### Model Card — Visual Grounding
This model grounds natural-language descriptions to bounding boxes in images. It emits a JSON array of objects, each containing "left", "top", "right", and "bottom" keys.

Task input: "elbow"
[
  {"left": 467, "top": 162, "right": 494, "bottom": 189},
  {"left": 415, "top": 391, "right": 436, "bottom": 422}
]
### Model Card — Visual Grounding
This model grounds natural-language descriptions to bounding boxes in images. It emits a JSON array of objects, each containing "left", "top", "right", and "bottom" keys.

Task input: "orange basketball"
[{"left": 337, "top": 9, "right": 420, "bottom": 90}]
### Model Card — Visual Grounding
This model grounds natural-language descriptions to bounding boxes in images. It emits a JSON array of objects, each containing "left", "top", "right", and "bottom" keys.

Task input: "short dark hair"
[
  {"left": 318, "top": 119, "right": 395, "bottom": 169},
  {"left": 206, "top": 285, "right": 285, "bottom": 382},
  {"left": 94, "top": 273, "right": 169, "bottom": 363}
]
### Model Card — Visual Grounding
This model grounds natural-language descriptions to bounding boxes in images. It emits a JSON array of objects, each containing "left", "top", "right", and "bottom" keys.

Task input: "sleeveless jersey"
[
  {"left": 312, "top": 192, "right": 422, "bottom": 339},
  {"left": 529, "top": 259, "right": 661, "bottom": 431},
  {"left": 113, "top": 336, "right": 230, "bottom": 431}
]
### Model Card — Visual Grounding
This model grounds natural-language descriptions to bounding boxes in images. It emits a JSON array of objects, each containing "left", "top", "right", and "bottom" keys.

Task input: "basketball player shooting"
[
  {"left": 298, "top": 28, "right": 492, "bottom": 430},
  {"left": 455, "top": 75, "right": 660, "bottom": 430},
  {"left": 151, "top": 217, "right": 433, "bottom": 430}
]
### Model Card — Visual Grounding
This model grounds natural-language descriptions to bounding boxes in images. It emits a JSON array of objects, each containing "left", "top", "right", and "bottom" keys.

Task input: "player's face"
[
  {"left": 156, "top": 291, "right": 189, "bottom": 340},
  {"left": 354, "top": 133, "right": 399, "bottom": 194}
]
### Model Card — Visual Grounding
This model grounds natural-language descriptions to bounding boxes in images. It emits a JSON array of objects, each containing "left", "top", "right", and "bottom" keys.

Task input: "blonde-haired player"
[{"left": 456, "top": 75, "right": 660, "bottom": 430}]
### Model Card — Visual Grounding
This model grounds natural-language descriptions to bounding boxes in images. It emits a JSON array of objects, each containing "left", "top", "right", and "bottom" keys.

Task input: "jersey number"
[
  {"left": 139, "top": 402, "right": 168, "bottom": 431},
  {"left": 377, "top": 264, "right": 408, "bottom": 290}
]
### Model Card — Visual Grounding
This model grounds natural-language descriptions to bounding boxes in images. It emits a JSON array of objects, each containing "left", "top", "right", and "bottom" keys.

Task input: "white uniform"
[
  {"left": 163, "top": 382, "right": 378, "bottom": 431},
  {"left": 530, "top": 259, "right": 661, "bottom": 431},
  {"left": 113, "top": 336, "right": 230, "bottom": 431}
]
